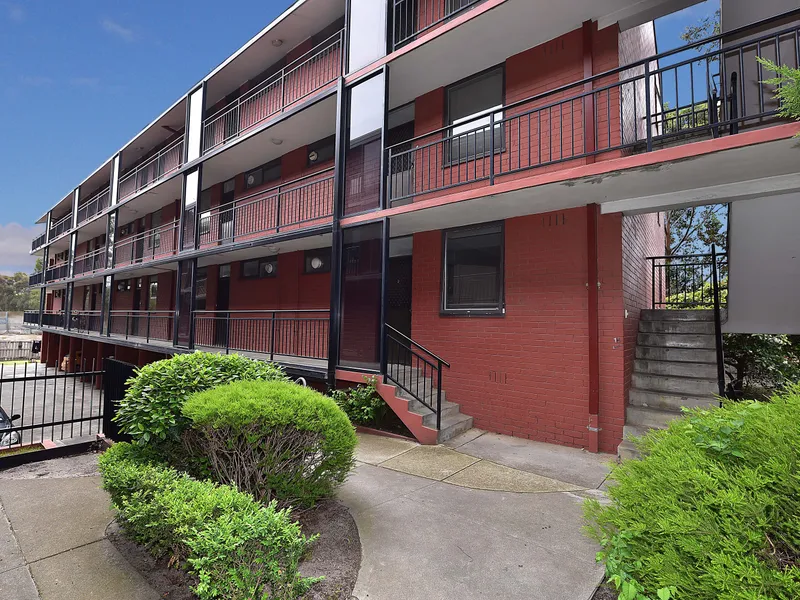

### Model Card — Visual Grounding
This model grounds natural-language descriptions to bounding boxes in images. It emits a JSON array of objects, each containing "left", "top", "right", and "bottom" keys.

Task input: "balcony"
[
  {"left": 76, "top": 188, "right": 111, "bottom": 226},
  {"left": 202, "top": 30, "right": 343, "bottom": 154},
  {"left": 23, "top": 311, "right": 39, "bottom": 327},
  {"left": 386, "top": 13, "right": 800, "bottom": 204},
  {"left": 392, "top": 0, "right": 485, "bottom": 50},
  {"left": 49, "top": 213, "right": 72, "bottom": 240},
  {"left": 114, "top": 220, "right": 179, "bottom": 268},
  {"left": 118, "top": 138, "right": 184, "bottom": 203},
  {"left": 45, "top": 263, "right": 70, "bottom": 283},
  {"left": 109, "top": 310, "right": 175, "bottom": 344},
  {"left": 42, "top": 311, "right": 65, "bottom": 329},
  {"left": 199, "top": 170, "right": 335, "bottom": 246},
  {"left": 69, "top": 310, "right": 104, "bottom": 334},
  {"left": 31, "top": 232, "right": 46, "bottom": 252},
  {"left": 194, "top": 310, "right": 329, "bottom": 367},
  {"left": 28, "top": 271, "right": 44, "bottom": 287},
  {"left": 73, "top": 247, "right": 108, "bottom": 278}
]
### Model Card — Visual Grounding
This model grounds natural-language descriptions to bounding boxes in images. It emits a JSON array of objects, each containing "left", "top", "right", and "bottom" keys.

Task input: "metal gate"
[{"left": 102, "top": 358, "right": 136, "bottom": 442}]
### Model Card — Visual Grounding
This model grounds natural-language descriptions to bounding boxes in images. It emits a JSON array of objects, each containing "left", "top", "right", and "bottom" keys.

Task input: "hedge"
[
  {"left": 99, "top": 442, "right": 319, "bottom": 600},
  {"left": 183, "top": 380, "right": 357, "bottom": 508},
  {"left": 585, "top": 385, "right": 800, "bottom": 600}
]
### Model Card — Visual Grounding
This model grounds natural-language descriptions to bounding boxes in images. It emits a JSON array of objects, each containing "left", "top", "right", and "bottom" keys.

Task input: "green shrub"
[
  {"left": 329, "top": 376, "right": 388, "bottom": 426},
  {"left": 99, "top": 442, "right": 319, "bottom": 600},
  {"left": 585, "top": 386, "right": 800, "bottom": 600},
  {"left": 182, "top": 380, "right": 356, "bottom": 508},
  {"left": 114, "top": 353, "right": 287, "bottom": 447}
]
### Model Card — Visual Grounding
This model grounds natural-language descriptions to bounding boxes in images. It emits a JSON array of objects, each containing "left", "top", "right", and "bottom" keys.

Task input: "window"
[
  {"left": 446, "top": 67, "right": 504, "bottom": 164},
  {"left": 304, "top": 248, "right": 332, "bottom": 273},
  {"left": 442, "top": 223, "right": 504, "bottom": 314},
  {"left": 148, "top": 277, "right": 158, "bottom": 311},
  {"left": 307, "top": 136, "right": 336, "bottom": 167},
  {"left": 244, "top": 159, "right": 281, "bottom": 190},
  {"left": 199, "top": 189, "right": 212, "bottom": 235},
  {"left": 241, "top": 258, "right": 277, "bottom": 279},
  {"left": 244, "top": 167, "right": 263, "bottom": 190}
]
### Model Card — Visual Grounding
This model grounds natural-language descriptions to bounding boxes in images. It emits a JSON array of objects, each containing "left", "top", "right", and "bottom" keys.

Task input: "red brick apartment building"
[{"left": 25, "top": 0, "right": 800, "bottom": 455}]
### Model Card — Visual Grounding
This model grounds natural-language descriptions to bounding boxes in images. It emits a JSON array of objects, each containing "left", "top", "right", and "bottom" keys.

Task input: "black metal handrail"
[
  {"left": 118, "top": 137, "right": 184, "bottom": 202},
  {"left": 45, "top": 263, "right": 70, "bottom": 283},
  {"left": 109, "top": 310, "right": 174, "bottom": 343},
  {"left": 76, "top": 187, "right": 111, "bottom": 225},
  {"left": 22, "top": 310, "right": 40, "bottom": 326},
  {"left": 42, "top": 311, "right": 65, "bottom": 329},
  {"left": 49, "top": 212, "right": 72, "bottom": 240},
  {"left": 31, "top": 232, "right": 47, "bottom": 252},
  {"left": 193, "top": 309, "right": 329, "bottom": 361},
  {"left": 198, "top": 170, "right": 335, "bottom": 246},
  {"left": 202, "top": 30, "right": 343, "bottom": 153},
  {"left": 384, "top": 324, "right": 450, "bottom": 430},
  {"left": 70, "top": 310, "right": 103, "bottom": 334},
  {"left": 114, "top": 220, "right": 179, "bottom": 267},
  {"left": 73, "top": 247, "right": 107, "bottom": 278},
  {"left": 28, "top": 271, "right": 44, "bottom": 286},
  {"left": 386, "top": 9, "right": 800, "bottom": 202},
  {"left": 392, "top": 0, "right": 486, "bottom": 50}
]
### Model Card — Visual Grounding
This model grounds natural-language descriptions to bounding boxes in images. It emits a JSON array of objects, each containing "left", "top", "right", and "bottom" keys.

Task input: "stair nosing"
[
  {"left": 631, "top": 372, "right": 719, "bottom": 383},
  {"left": 630, "top": 387, "right": 718, "bottom": 399}
]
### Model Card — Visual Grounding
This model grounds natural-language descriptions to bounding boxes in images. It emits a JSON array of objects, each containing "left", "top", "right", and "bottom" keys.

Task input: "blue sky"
[{"left": 0, "top": 0, "right": 719, "bottom": 274}]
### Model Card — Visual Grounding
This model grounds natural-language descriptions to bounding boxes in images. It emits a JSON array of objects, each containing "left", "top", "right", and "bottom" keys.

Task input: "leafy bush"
[
  {"left": 182, "top": 380, "right": 356, "bottom": 508},
  {"left": 114, "top": 353, "right": 287, "bottom": 447},
  {"left": 99, "top": 442, "right": 319, "bottom": 600},
  {"left": 329, "top": 376, "right": 388, "bottom": 426},
  {"left": 585, "top": 386, "right": 800, "bottom": 600}
]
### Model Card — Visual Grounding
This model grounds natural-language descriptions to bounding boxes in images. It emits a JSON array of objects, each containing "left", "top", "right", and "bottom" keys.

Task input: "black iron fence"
[
  {"left": 0, "top": 360, "right": 103, "bottom": 449},
  {"left": 385, "top": 325, "right": 449, "bottom": 430},
  {"left": 73, "top": 247, "right": 107, "bottom": 278},
  {"left": 45, "top": 264, "right": 69, "bottom": 282},
  {"left": 392, "top": 0, "right": 485, "bottom": 50},
  {"left": 32, "top": 232, "right": 46, "bottom": 252},
  {"left": 386, "top": 10, "right": 800, "bottom": 203},
  {"left": 76, "top": 188, "right": 111, "bottom": 225},
  {"left": 193, "top": 310, "right": 329, "bottom": 361},
  {"left": 49, "top": 213, "right": 72, "bottom": 240},
  {"left": 648, "top": 251, "right": 728, "bottom": 309},
  {"left": 42, "top": 311, "right": 65, "bottom": 329},
  {"left": 28, "top": 271, "right": 44, "bottom": 286},
  {"left": 69, "top": 311, "right": 104, "bottom": 334},
  {"left": 23, "top": 311, "right": 40, "bottom": 327}
]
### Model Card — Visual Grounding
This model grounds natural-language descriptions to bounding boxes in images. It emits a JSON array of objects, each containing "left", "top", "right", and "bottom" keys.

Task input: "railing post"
[
  {"left": 644, "top": 61, "right": 653, "bottom": 152},
  {"left": 146, "top": 312, "right": 151, "bottom": 342},
  {"left": 651, "top": 258, "right": 656, "bottom": 309},
  {"left": 710, "top": 244, "right": 726, "bottom": 399},
  {"left": 436, "top": 364, "right": 443, "bottom": 430},
  {"left": 125, "top": 313, "right": 130, "bottom": 340},
  {"left": 225, "top": 312, "right": 231, "bottom": 355},
  {"left": 276, "top": 186, "right": 282, "bottom": 233},
  {"left": 489, "top": 112, "right": 495, "bottom": 185},
  {"left": 270, "top": 312, "right": 276, "bottom": 361}
]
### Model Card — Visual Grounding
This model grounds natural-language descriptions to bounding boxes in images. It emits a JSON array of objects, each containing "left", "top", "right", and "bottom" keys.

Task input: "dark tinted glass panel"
[
  {"left": 447, "top": 68, "right": 504, "bottom": 163},
  {"left": 242, "top": 260, "right": 259, "bottom": 278},
  {"left": 443, "top": 223, "right": 503, "bottom": 312}
]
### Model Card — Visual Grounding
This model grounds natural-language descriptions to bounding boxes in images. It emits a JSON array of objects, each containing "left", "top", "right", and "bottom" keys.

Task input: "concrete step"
[
  {"left": 617, "top": 440, "right": 641, "bottom": 461},
  {"left": 641, "top": 309, "right": 715, "bottom": 322},
  {"left": 626, "top": 405, "right": 683, "bottom": 430},
  {"left": 638, "top": 320, "right": 715, "bottom": 335},
  {"left": 629, "top": 388, "right": 718, "bottom": 411},
  {"left": 396, "top": 387, "right": 447, "bottom": 406},
  {"left": 436, "top": 412, "right": 474, "bottom": 444},
  {"left": 631, "top": 372, "right": 718, "bottom": 396},
  {"left": 635, "top": 345, "right": 717, "bottom": 364},
  {"left": 637, "top": 332, "right": 716, "bottom": 350},
  {"left": 406, "top": 399, "right": 461, "bottom": 425},
  {"left": 634, "top": 358, "right": 717, "bottom": 379}
]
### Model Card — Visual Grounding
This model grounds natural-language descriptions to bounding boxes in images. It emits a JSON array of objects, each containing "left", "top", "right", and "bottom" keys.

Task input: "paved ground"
[
  {"left": 0, "top": 432, "right": 613, "bottom": 600},
  {"left": 0, "top": 363, "right": 103, "bottom": 446}
]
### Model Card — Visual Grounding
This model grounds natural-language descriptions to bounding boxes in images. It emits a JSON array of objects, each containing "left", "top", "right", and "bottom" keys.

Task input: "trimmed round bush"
[
  {"left": 114, "top": 352, "right": 287, "bottom": 447},
  {"left": 182, "top": 380, "right": 357, "bottom": 508},
  {"left": 585, "top": 385, "right": 800, "bottom": 600}
]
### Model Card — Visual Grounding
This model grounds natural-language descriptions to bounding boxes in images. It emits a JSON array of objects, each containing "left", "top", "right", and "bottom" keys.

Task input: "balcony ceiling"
[
  {"left": 387, "top": 0, "right": 699, "bottom": 109},
  {"left": 196, "top": 233, "right": 332, "bottom": 269},
  {"left": 203, "top": 0, "right": 345, "bottom": 109}
]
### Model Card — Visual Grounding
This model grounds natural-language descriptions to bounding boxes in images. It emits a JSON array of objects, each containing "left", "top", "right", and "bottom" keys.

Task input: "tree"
[
  {"left": 680, "top": 8, "right": 720, "bottom": 53},
  {"left": 758, "top": 58, "right": 800, "bottom": 129},
  {"left": 666, "top": 204, "right": 727, "bottom": 255},
  {"left": 35, "top": 258, "right": 42, "bottom": 273},
  {"left": 0, "top": 273, "right": 39, "bottom": 312}
]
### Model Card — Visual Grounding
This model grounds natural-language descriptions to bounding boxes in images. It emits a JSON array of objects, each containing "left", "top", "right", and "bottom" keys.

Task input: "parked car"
[{"left": 0, "top": 407, "right": 21, "bottom": 447}]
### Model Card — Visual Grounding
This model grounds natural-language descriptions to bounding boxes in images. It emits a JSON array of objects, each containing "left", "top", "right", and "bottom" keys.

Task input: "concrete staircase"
[
  {"left": 377, "top": 365, "right": 473, "bottom": 444},
  {"left": 619, "top": 309, "right": 721, "bottom": 460}
]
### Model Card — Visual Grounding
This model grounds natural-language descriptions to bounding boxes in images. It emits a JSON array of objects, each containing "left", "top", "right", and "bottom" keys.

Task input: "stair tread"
[
  {"left": 407, "top": 400, "right": 459, "bottom": 416},
  {"left": 632, "top": 370, "right": 718, "bottom": 381},
  {"left": 630, "top": 388, "right": 717, "bottom": 401}
]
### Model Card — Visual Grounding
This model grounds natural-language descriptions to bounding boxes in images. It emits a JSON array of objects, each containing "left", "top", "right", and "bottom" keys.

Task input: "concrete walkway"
[
  {"left": 341, "top": 430, "right": 613, "bottom": 600},
  {"left": 0, "top": 456, "right": 158, "bottom": 600}
]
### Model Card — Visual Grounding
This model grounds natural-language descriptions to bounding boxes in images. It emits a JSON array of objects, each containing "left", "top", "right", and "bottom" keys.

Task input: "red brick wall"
[
  {"left": 621, "top": 212, "right": 665, "bottom": 405},
  {"left": 410, "top": 207, "right": 631, "bottom": 452},
  {"left": 406, "top": 24, "right": 623, "bottom": 203}
]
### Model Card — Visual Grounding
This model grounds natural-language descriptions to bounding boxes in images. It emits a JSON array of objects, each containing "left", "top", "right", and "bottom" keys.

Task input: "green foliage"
[
  {"left": 758, "top": 58, "right": 800, "bottom": 128},
  {"left": 585, "top": 386, "right": 800, "bottom": 599},
  {"left": 114, "top": 353, "right": 287, "bottom": 447},
  {"left": 329, "top": 377, "right": 388, "bottom": 426},
  {"left": 99, "top": 442, "right": 319, "bottom": 600},
  {"left": 666, "top": 205, "right": 726, "bottom": 256},
  {"left": 0, "top": 272, "right": 39, "bottom": 312},
  {"left": 724, "top": 334, "right": 800, "bottom": 394},
  {"left": 680, "top": 8, "right": 720, "bottom": 54},
  {"left": 182, "top": 380, "right": 356, "bottom": 508}
]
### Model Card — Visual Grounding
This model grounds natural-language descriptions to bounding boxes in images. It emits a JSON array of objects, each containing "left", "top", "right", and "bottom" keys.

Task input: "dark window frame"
[
  {"left": 440, "top": 221, "right": 505, "bottom": 316},
  {"left": 307, "top": 135, "right": 336, "bottom": 167},
  {"left": 304, "top": 248, "right": 332, "bottom": 274},
  {"left": 240, "top": 258, "right": 278, "bottom": 279},
  {"left": 443, "top": 64, "right": 506, "bottom": 167}
]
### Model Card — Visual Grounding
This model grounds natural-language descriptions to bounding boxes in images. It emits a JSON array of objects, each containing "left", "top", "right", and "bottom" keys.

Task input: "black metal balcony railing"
[
  {"left": 198, "top": 170, "right": 335, "bottom": 246},
  {"left": 28, "top": 272, "right": 44, "bottom": 286},
  {"left": 69, "top": 310, "right": 103, "bottom": 334},
  {"left": 23, "top": 311, "right": 40, "bottom": 326},
  {"left": 76, "top": 188, "right": 111, "bottom": 225},
  {"left": 392, "top": 0, "right": 485, "bottom": 50},
  {"left": 114, "top": 220, "right": 179, "bottom": 267},
  {"left": 45, "top": 264, "right": 70, "bottom": 283},
  {"left": 32, "top": 232, "right": 47, "bottom": 252},
  {"left": 109, "top": 310, "right": 174, "bottom": 343},
  {"left": 49, "top": 213, "right": 72, "bottom": 240},
  {"left": 42, "top": 311, "right": 65, "bottom": 329},
  {"left": 193, "top": 310, "right": 330, "bottom": 361},
  {"left": 73, "top": 247, "right": 108, "bottom": 278},
  {"left": 386, "top": 10, "right": 800, "bottom": 203},
  {"left": 202, "top": 30, "right": 343, "bottom": 154},
  {"left": 118, "top": 138, "right": 184, "bottom": 202}
]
